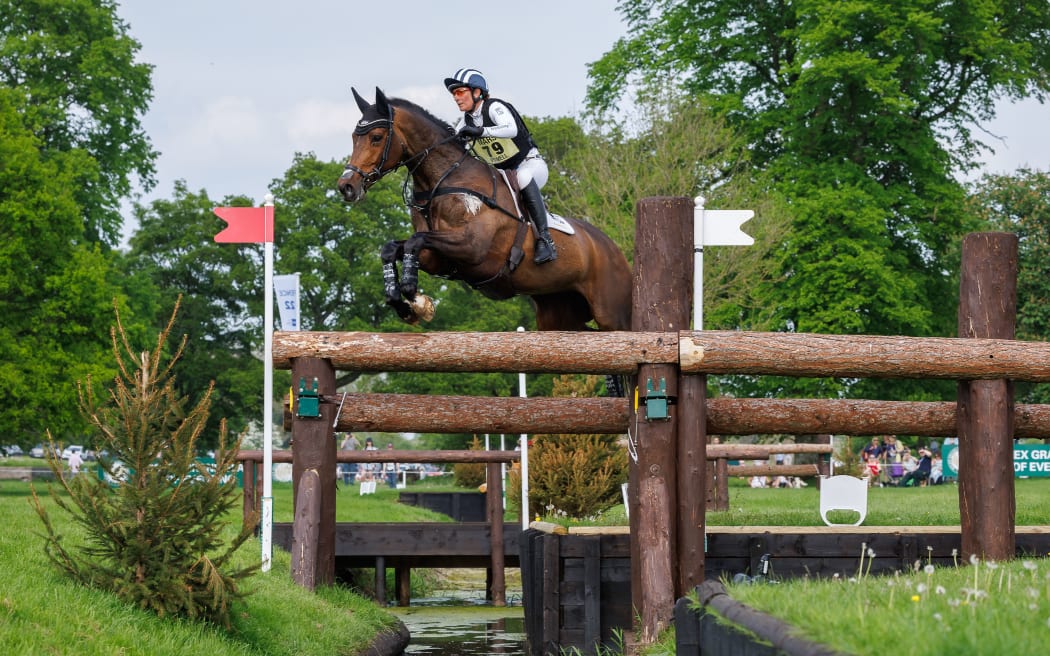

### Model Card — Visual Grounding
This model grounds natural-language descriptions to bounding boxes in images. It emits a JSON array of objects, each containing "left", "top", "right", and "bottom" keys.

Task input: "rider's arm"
[{"left": 479, "top": 100, "right": 518, "bottom": 139}]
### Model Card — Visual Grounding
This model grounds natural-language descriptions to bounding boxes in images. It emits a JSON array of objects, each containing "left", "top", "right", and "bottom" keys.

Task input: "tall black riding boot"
[{"left": 521, "top": 181, "right": 557, "bottom": 264}]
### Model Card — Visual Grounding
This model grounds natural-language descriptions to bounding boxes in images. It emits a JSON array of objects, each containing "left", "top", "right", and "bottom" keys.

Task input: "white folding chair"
[{"left": 819, "top": 475, "right": 869, "bottom": 526}]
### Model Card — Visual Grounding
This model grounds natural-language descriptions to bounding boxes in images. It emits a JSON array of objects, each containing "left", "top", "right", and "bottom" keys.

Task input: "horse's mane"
[{"left": 389, "top": 97, "right": 454, "bottom": 136}]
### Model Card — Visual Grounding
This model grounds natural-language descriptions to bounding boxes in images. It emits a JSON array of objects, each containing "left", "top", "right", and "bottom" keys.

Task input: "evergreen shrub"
[
  {"left": 31, "top": 301, "right": 258, "bottom": 627},
  {"left": 510, "top": 375, "right": 629, "bottom": 520}
]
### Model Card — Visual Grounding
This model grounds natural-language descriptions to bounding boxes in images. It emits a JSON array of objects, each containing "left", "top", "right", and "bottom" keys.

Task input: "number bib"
[{"left": 473, "top": 136, "right": 520, "bottom": 165}]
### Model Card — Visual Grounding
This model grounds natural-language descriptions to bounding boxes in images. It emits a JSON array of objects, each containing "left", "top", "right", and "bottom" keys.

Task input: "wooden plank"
[
  {"left": 727, "top": 464, "right": 820, "bottom": 477},
  {"left": 583, "top": 538, "right": 601, "bottom": 652},
  {"left": 487, "top": 462, "right": 505, "bottom": 606},
  {"left": 239, "top": 449, "right": 520, "bottom": 464},
  {"left": 542, "top": 533, "right": 561, "bottom": 656},
  {"left": 273, "top": 329, "right": 678, "bottom": 373},
  {"left": 330, "top": 393, "right": 628, "bottom": 434},
  {"left": 681, "top": 330, "right": 1050, "bottom": 381},
  {"left": 674, "top": 596, "right": 701, "bottom": 656},
  {"left": 291, "top": 470, "right": 320, "bottom": 590},
  {"left": 707, "top": 443, "right": 833, "bottom": 458}
]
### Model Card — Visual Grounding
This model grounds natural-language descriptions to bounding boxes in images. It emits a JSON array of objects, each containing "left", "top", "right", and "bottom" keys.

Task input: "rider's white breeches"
[{"left": 515, "top": 150, "right": 548, "bottom": 190}]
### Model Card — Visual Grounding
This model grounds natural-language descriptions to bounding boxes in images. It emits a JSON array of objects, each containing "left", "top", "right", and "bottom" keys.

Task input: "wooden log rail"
[
  {"left": 680, "top": 331, "right": 1050, "bottom": 381},
  {"left": 287, "top": 392, "right": 1050, "bottom": 438},
  {"left": 273, "top": 330, "right": 676, "bottom": 374},
  {"left": 274, "top": 330, "right": 1050, "bottom": 381}
]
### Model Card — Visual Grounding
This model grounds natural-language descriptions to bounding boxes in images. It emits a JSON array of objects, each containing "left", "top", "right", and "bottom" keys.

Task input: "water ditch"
[{"left": 387, "top": 569, "right": 526, "bottom": 656}]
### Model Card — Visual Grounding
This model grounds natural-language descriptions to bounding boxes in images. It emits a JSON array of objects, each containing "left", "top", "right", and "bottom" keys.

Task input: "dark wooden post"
[
  {"left": 290, "top": 356, "right": 338, "bottom": 587},
  {"left": 678, "top": 378, "right": 706, "bottom": 592},
  {"left": 957, "top": 232, "right": 1018, "bottom": 561},
  {"left": 242, "top": 458, "right": 256, "bottom": 528},
  {"left": 487, "top": 461, "right": 506, "bottom": 606},
  {"left": 631, "top": 197, "right": 692, "bottom": 642}
]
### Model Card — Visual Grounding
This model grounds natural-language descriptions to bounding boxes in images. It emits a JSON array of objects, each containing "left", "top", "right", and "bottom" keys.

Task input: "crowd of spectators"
[{"left": 859, "top": 436, "right": 947, "bottom": 487}]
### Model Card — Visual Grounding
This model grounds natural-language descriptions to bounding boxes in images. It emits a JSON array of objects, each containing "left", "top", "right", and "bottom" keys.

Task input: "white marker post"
[
  {"left": 261, "top": 194, "right": 275, "bottom": 572},
  {"left": 213, "top": 195, "right": 278, "bottom": 573},
  {"left": 517, "top": 326, "right": 529, "bottom": 529},
  {"left": 693, "top": 196, "right": 755, "bottom": 329}
]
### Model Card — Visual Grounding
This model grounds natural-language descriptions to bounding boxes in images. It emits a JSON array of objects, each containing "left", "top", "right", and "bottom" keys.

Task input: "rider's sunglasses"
[{"left": 451, "top": 87, "right": 472, "bottom": 97}]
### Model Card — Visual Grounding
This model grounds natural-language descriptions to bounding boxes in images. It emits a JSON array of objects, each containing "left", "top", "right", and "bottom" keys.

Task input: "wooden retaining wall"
[{"left": 520, "top": 524, "right": 1050, "bottom": 655}]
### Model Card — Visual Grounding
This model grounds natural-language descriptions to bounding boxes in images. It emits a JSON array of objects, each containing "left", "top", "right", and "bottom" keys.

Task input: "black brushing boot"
[{"left": 521, "top": 181, "right": 557, "bottom": 264}]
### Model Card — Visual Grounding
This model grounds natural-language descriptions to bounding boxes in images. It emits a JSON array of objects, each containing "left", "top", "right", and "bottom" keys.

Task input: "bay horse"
[{"left": 336, "top": 87, "right": 632, "bottom": 333}]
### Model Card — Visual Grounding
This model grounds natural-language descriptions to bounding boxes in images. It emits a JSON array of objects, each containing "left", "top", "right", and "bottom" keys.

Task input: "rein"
[{"left": 342, "top": 105, "right": 522, "bottom": 229}]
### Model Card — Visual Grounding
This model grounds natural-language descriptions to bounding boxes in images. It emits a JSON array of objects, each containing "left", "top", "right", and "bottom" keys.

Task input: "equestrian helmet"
[{"left": 445, "top": 68, "right": 488, "bottom": 95}]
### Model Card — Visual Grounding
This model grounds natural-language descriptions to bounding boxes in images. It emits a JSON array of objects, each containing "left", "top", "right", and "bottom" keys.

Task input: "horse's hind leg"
[{"left": 380, "top": 239, "right": 416, "bottom": 323}]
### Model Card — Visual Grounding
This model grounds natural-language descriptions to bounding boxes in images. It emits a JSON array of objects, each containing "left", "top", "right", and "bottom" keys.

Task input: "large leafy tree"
[
  {"left": 0, "top": 0, "right": 156, "bottom": 244},
  {"left": 536, "top": 96, "right": 789, "bottom": 330},
  {"left": 0, "top": 0, "right": 156, "bottom": 445},
  {"left": 0, "top": 87, "right": 126, "bottom": 444},
  {"left": 969, "top": 169, "right": 1050, "bottom": 405},
  {"left": 588, "top": 0, "right": 1050, "bottom": 398}
]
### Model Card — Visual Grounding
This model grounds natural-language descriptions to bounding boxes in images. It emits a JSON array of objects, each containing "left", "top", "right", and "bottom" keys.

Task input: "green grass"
[
  {"left": 726, "top": 556, "right": 1050, "bottom": 656},
  {"left": 553, "top": 478, "right": 1050, "bottom": 528},
  {"left": 705, "top": 478, "right": 1050, "bottom": 526},
  {"left": 268, "top": 479, "right": 460, "bottom": 523},
  {"left": 0, "top": 479, "right": 398, "bottom": 656}
]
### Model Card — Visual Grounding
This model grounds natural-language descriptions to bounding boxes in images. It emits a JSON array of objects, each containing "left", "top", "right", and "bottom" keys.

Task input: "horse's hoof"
[{"left": 410, "top": 295, "right": 435, "bottom": 322}]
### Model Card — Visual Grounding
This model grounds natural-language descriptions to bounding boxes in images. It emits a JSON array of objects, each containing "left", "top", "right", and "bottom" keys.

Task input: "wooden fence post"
[
  {"left": 958, "top": 232, "right": 1018, "bottom": 561},
  {"left": 631, "top": 197, "right": 692, "bottom": 641},
  {"left": 487, "top": 461, "right": 506, "bottom": 606},
  {"left": 290, "top": 356, "right": 338, "bottom": 586}
]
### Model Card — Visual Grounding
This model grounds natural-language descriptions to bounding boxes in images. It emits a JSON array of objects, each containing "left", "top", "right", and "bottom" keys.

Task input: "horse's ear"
[
  {"left": 375, "top": 87, "right": 392, "bottom": 118},
  {"left": 351, "top": 87, "right": 371, "bottom": 113}
]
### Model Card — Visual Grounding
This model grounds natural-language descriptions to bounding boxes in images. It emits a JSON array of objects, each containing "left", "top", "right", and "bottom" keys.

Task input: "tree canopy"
[
  {"left": 587, "top": 0, "right": 1050, "bottom": 399},
  {"left": 0, "top": 0, "right": 156, "bottom": 245}
]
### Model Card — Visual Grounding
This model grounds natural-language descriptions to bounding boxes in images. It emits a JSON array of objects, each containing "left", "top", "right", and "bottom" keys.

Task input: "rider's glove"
[{"left": 457, "top": 125, "right": 484, "bottom": 139}]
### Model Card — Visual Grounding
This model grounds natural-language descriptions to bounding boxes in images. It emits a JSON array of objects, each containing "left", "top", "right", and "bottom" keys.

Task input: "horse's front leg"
[
  {"left": 397, "top": 232, "right": 435, "bottom": 322},
  {"left": 380, "top": 239, "right": 417, "bottom": 323}
]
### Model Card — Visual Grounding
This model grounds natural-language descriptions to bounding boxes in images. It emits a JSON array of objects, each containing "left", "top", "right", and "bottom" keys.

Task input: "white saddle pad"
[{"left": 547, "top": 212, "right": 575, "bottom": 235}]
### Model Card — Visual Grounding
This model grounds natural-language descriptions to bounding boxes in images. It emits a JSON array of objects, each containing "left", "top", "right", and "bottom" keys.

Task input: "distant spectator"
[
  {"left": 929, "top": 452, "right": 943, "bottom": 485},
  {"left": 67, "top": 449, "right": 84, "bottom": 478},
  {"left": 749, "top": 460, "right": 768, "bottom": 488},
  {"left": 861, "top": 437, "right": 882, "bottom": 464},
  {"left": 901, "top": 448, "right": 932, "bottom": 487},
  {"left": 384, "top": 443, "right": 398, "bottom": 489},
  {"left": 881, "top": 436, "right": 903, "bottom": 486},
  {"left": 339, "top": 433, "right": 360, "bottom": 486},
  {"left": 865, "top": 455, "right": 881, "bottom": 486}
]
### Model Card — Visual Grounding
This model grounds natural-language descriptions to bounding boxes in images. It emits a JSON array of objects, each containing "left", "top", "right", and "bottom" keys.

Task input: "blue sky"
[{"left": 116, "top": 0, "right": 1047, "bottom": 236}]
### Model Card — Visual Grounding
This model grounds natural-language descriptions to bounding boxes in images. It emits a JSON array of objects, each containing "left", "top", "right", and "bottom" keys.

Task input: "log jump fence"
[{"left": 272, "top": 196, "right": 1050, "bottom": 649}]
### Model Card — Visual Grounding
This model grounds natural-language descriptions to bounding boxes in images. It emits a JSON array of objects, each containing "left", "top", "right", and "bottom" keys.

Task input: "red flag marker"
[{"left": 213, "top": 206, "right": 273, "bottom": 243}]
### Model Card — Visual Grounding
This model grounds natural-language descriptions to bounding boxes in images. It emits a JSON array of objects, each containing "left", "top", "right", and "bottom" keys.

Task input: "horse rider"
[{"left": 445, "top": 68, "right": 557, "bottom": 264}]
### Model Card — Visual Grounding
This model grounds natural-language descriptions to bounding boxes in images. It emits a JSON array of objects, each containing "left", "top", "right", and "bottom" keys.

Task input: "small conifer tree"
[
  {"left": 509, "top": 375, "right": 629, "bottom": 519},
  {"left": 31, "top": 301, "right": 258, "bottom": 627},
  {"left": 453, "top": 435, "right": 488, "bottom": 488}
]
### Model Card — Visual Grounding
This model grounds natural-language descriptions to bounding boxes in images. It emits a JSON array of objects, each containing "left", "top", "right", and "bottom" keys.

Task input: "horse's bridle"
[{"left": 341, "top": 104, "right": 398, "bottom": 188}]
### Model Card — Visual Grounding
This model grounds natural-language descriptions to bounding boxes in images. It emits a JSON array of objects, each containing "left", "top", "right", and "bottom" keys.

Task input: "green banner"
[{"left": 942, "top": 444, "right": 1050, "bottom": 478}]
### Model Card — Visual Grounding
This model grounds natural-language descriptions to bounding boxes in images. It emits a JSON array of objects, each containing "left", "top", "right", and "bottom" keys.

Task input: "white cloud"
[
  {"left": 184, "top": 96, "right": 267, "bottom": 149},
  {"left": 284, "top": 99, "right": 359, "bottom": 142}
]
